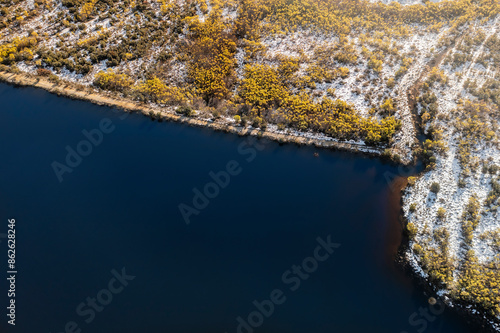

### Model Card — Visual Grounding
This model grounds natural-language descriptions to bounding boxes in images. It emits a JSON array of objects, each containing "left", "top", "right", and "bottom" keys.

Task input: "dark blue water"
[{"left": 0, "top": 83, "right": 479, "bottom": 333}]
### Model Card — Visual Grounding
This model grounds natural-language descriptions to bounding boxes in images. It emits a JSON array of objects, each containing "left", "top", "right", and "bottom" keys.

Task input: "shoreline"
[
  {"left": 396, "top": 188, "right": 500, "bottom": 333},
  {"left": 2, "top": 69, "right": 498, "bottom": 332},
  {"left": 0, "top": 70, "right": 392, "bottom": 161}
]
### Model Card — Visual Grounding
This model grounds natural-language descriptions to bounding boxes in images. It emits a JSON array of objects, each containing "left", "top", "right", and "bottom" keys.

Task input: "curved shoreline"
[
  {"left": 396, "top": 186, "right": 500, "bottom": 333},
  {"left": 2, "top": 69, "right": 498, "bottom": 331},
  {"left": 0, "top": 70, "right": 389, "bottom": 160}
]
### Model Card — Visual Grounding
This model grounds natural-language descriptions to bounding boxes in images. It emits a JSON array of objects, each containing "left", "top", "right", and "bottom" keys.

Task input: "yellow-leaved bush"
[
  {"left": 455, "top": 251, "right": 500, "bottom": 316},
  {"left": 93, "top": 69, "right": 134, "bottom": 91},
  {"left": 0, "top": 36, "right": 37, "bottom": 64},
  {"left": 239, "top": 64, "right": 288, "bottom": 109},
  {"left": 138, "top": 77, "right": 190, "bottom": 106},
  {"left": 240, "top": 64, "right": 400, "bottom": 144},
  {"left": 185, "top": 12, "right": 237, "bottom": 103}
]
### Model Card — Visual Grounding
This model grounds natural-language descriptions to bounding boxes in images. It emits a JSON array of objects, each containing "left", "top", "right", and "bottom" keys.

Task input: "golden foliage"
[
  {"left": 461, "top": 195, "right": 481, "bottom": 246},
  {"left": 456, "top": 251, "right": 500, "bottom": 316},
  {"left": 455, "top": 101, "right": 497, "bottom": 143},
  {"left": 78, "top": 0, "right": 97, "bottom": 21},
  {"left": 138, "top": 76, "right": 190, "bottom": 105},
  {"left": 257, "top": 0, "right": 499, "bottom": 36},
  {"left": 407, "top": 222, "right": 417, "bottom": 239},
  {"left": 240, "top": 63, "right": 400, "bottom": 144},
  {"left": 278, "top": 95, "right": 400, "bottom": 144},
  {"left": 94, "top": 70, "right": 133, "bottom": 91},
  {"left": 239, "top": 64, "right": 288, "bottom": 109},
  {"left": 0, "top": 36, "right": 37, "bottom": 64},
  {"left": 427, "top": 67, "right": 448, "bottom": 86},
  {"left": 419, "top": 227, "right": 454, "bottom": 286},
  {"left": 185, "top": 13, "right": 237, "bottom": 103}
]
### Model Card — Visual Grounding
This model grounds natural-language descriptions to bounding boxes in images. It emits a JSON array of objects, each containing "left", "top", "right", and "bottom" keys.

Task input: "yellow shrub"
[
  {"left": 138, "top": 77, "right": 190, "bottom": 105},
  {"left": 186, "top": 13, "right": 237, "bottom": 102},
  {"left": 0, "top": 36, "right": 38, "bottom": 64},
  {"left": 240, "top": 64, "right": 289, "bottom": 109},
  {"left": 93, "top": 70, "right": 134, "bottom": 91},
  {"left": 456, "top": 252, "right": 500, "bottom": 316}
]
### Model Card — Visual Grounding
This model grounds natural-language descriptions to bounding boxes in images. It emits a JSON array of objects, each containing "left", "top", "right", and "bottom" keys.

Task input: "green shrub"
[
  {"left": 176, "top": 105, "right": 193, "bottom": 117},
  {"left": 430, "top": 182, "right": 440, "bottom": 194},
  {"left": 241, "top": 116, "right": 248, "bottom": 127}
]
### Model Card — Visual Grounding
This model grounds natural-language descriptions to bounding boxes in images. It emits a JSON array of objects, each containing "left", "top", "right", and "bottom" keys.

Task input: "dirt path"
[
  {"left": 391, "top": 30, "right": 450, "bottom": 164},
  {"left": 441, "top": 15, "right": 500, "bottom": 109},
  {"left": 406, "top": 32, "right": 464, "bottom": 136}
]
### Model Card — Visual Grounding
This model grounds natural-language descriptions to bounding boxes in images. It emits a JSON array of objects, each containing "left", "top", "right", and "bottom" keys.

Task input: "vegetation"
[
  {"left": 0, "top": 0, "right": 498, "bottom": 147},
  {"left": 185, "top": 13, "right": 237, "bottom": 103},
  {"left": 0, "top": 35, "right": 37, "bottom": 64},
  {"left": 455, "top": 251, "right": 500, "bottom": 316},
  {"left": 461, "top": 195, "right": 481, "bottom": 246},
  {"left": 93, "top": 69, "right": 133, "bottom": 92},
  {"left": 485, "top": 179, "right": 500, "bottom": 210},
  {"left": 406, "top": 222, "right": 417, "bottom": 240},
  {"left": 420, "top": 227, "right": 454, "bottom": 287},
  {"left": 2, "top": 0, "right": 500, "bottom": 325},
  {"left": 437, "top": 207, "right": 446, "bottom": 220}
]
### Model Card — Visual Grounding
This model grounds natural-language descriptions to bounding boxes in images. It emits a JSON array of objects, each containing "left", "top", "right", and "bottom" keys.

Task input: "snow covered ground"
[{"left": 402, "top": 14, "right": 500, "bottom": 328}]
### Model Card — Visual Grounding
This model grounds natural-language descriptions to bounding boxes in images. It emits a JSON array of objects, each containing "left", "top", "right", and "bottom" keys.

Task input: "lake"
[{"left": 0, "top": 83, "right": 481, "bottom": 333}]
